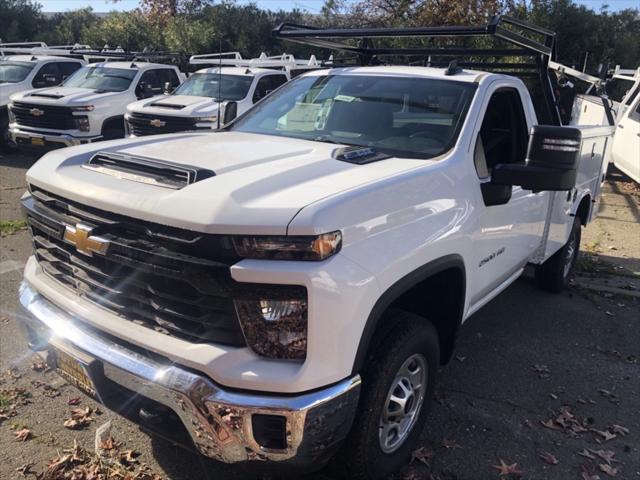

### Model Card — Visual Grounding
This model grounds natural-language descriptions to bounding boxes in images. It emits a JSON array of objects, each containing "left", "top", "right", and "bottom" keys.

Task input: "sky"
[{"left": 38, "top": 0, "right": 640, "bottom": 13}]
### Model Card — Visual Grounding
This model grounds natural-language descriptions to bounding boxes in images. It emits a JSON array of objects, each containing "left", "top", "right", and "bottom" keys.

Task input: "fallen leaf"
[
  {"left": 539, "top": 451, "right": 559, "bottom": 465},
  {"left": 14, "top": 428, "right": 31, "bottom": 442},
  {"left": 31, "top": 359, "right": 48, "bottom": 372},
  {"left": 411, "top": 446, "right": 434, "bottom": 465},
  {"left": 67, "top": 397, "right": 81, "bottom": 406},
  {"left": 455, "top": 355, "right": 466, "bottom": 363},
  {"left": 15, "top": 463, "right": 33, "bottom": 476},
  {"left": 610, "top": 424, "right": 629, "bottom": 436},
  {"left": 492, "top": 459, "right": 523, "bottom": 477},
  {"left": 599, "top": 464, "right": 618, "bottom": 477},
  {"left": 540, "top": 419, "right": 561, "bottom": 430},
  {"left": 588, "top": 449, "right": 617, "bottom": 465},
  {"left": 578, "top": 449, "right": 596, "bottom": 460},
  {"left": 591, "top": 429, "right": 617, "bottom": 442},
  {"left": 581, "top": 464, "right": 601, "bottom": 480}
]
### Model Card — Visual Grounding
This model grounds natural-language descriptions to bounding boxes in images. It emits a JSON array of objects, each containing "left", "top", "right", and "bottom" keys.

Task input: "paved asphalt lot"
[{"left": 0, "top": 148, "right": 638, "bottom": 480}]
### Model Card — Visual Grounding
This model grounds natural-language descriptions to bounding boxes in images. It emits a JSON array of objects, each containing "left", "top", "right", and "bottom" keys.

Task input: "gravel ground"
[{"left": 0, "top": 148, "right": 638, "bottom": 480}]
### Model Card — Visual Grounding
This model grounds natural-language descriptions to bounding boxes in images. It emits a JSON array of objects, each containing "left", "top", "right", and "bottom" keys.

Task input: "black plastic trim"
[{"left": 351, "top": 254, "right": 466, "bottom": 375}]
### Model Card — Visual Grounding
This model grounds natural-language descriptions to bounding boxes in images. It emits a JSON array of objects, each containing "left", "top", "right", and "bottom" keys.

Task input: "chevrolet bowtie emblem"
[
  {"left": 150, "top": 118, "right": 166, "bottom": 128},
  {"left": 63, "top": 224, "right": 109, "bottom": 256},
  {"left": 30, "top": 108, "right": 44, "bottom": 117}
]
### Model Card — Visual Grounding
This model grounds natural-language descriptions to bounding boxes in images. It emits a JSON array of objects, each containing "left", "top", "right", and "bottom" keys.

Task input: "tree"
[{"left": 0, "top": 0, "right": 43, "bottom": 43}]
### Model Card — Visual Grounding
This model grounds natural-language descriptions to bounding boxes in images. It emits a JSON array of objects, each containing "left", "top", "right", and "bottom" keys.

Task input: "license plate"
[
  {"left": 31, "top": 137, "right": 45, "bottom": 146},
  {"left": 52, "top": 348, "right": 97, "bottom": 397}
]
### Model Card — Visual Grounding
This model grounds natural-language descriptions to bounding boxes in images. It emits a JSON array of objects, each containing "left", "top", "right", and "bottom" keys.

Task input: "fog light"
[{"left": 234, "top": 298, "right": 307, "bottom": 360}]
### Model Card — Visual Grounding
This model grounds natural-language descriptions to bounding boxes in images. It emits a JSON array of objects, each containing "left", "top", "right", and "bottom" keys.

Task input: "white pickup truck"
[
  {"left": 0, "top": 54, "right": 85, "bottom": 148},
  {"left": 17, "top": 18, "right": 615, "bottom": 480},
  {"left": 124, "top": 52, "right": 326, "bottom": 136},
  {"left": 7, "top": 61, "right": 185, "bottom": 148}
]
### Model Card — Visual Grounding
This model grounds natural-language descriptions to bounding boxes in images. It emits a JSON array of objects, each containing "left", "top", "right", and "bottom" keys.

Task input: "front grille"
[
  {"left": 22, "top": 186, "right": 297, "bottom": 346},
  {"left": 11, "top": 101, "right": 75, "bottom": 130},
  {"left": 127, "top": 112, "right": 198, "bottom": 136}
]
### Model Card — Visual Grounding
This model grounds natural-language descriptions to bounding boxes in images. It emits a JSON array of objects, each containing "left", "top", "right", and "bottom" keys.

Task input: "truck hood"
[
  {"left": 11, "top": 87, "right": 123, "bottom": 106},
  {"left": 128, "top": 94, "right": 218, "bottom": 117},
  {"left": 26, "top": 131, "right": 427, "bottom": 235}
]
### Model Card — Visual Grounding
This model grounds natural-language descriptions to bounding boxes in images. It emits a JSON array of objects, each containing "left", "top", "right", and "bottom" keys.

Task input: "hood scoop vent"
[
  {"left": 149, "top": 101, "right": 186, "bottom": 110},
  {"left": 30, "top": 92, "right": 65, "bottom": 99},
  {"left": 84, "top": 152, "right": 215, "bottom": 189}
]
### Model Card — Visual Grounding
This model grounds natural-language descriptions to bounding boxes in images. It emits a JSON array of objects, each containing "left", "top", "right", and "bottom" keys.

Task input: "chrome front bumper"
[
  {"left": 9, "top": 127, "right": 101, "bottom": 147},
  {"left": 18, "top": 282, "right": 361, "bottom": 465}
]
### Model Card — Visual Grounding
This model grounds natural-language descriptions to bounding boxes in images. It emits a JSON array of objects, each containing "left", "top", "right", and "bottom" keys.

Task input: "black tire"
[
  {"left": 341, "top": 310, "right": 440, "bottom": 480},
  {"left": 535, "top": 216, "right": 582, "bottom": 293}
]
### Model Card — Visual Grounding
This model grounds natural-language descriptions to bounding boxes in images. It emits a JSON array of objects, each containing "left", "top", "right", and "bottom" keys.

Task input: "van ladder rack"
[{"left": 273, "top": 15, "right": 562, "bottom": 125}]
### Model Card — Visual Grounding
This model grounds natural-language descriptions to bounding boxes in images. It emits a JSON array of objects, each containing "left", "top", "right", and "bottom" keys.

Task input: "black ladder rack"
[{"left": 273, "top": 15, "right": 562, "bottom": 125}]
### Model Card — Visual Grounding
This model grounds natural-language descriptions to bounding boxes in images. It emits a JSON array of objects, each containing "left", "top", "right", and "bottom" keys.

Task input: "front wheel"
[
  {"left": 535, "top": 216, "right": 582, "bottom": 293},
  {"left": 341, "top": 310, "right": 439, "bottom": 480}
]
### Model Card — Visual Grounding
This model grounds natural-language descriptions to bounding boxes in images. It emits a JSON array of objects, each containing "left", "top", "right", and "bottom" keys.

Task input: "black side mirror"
[
  {"left": 222, "top": 101, "right": 238, "bottom": 125},
  {"left": 492, "top": 125, "right": 581, "bottom": 191},
  {"left": 163, "top": 82, "right": 172, "bottom": 94}
]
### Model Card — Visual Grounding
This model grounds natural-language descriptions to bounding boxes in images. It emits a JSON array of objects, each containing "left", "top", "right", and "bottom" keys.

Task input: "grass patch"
[
  {"left": 0, "top": 219, "right": 27, "bottom": 235},
  {"left": 0, "top": 393, "right": 11, "bottom": 408}
]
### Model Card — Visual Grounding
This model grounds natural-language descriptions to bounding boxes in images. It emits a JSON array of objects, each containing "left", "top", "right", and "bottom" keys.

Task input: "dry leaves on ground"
[
  {"left": 31, "top": 438, "right": 163, "bottom": 480},
  {"left": 492, "top": 459, "right": 524, "bottom": 477},
  {"left": 538, "top": 450, "right": 559, "bottom": 465},
  {"left": 410, "top": 446, "right": 435, "bottom": 465},
  {"left": 63, "top": 406, "right": 93, "bottom": 430},
  {"left": 14, "top": 427, "right": 32, "bottom": 441}
]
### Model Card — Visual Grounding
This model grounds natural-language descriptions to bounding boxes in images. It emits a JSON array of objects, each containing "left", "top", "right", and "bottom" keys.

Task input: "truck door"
[
  {"left": 611, "top": 95, "right": 640, "bottom": 183},
  {"left": 469, "top": 86, "right": 548, "bottom": 305}
]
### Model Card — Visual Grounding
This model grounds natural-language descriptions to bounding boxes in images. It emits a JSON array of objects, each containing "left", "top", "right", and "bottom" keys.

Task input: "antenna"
[{"left": 217, "top": 37, "right": 222, "bottom": 130}]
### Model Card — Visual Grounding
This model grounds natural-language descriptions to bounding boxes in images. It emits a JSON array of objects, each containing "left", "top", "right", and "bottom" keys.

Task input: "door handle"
[{"left": 617, "top": 124, "right": 624, "bottom": 129}]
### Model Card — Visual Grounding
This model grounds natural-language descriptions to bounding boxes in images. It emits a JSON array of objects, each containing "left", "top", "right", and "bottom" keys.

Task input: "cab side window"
[
  {"left": 59, "top": 62, "right": 82, "bottom": 81},
  {"left": 630, "top": 97, "right": 640, "bottom": 122},
  {"left": 252, "top": 76, "right": 272, "bottom": 103},
  {"left": 269, "top": 74, "right": 288, "bottom": 91},
  {"left": 136, "top": 70, "right": 163, "bottom": 98},
  {"left": 32, "top": 63, "right": 62, "bottom": 88},
  {"left": 474, "top": 88, "right": 529, "bottom": 178}
]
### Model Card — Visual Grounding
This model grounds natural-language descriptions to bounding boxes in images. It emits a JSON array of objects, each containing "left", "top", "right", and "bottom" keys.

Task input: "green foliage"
[{"left": 0, "top": 0, "right": 637, "bottom": 71}]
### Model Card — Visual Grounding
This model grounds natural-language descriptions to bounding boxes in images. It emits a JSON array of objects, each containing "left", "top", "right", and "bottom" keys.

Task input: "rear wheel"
[
  {"left": 341, "top": 310, "right": 439, "bottom": 480},
  {"left": 535, "top": 216, "right": 582, "bottom": 293}
]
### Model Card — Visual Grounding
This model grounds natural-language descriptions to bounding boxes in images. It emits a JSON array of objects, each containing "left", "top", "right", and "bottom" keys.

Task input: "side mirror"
[
  {"left": 163, "top": 81, "right": 172, "bottom": 94},
  {"left": 492, "top": 125, "right": 581, "bottom": 191},
  {"left": 222, "top": 101, "right": 238, "bottom": 125}
]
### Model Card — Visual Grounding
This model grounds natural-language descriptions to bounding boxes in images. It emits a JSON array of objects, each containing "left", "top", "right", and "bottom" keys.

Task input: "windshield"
[
  {"left": 174, "top": 73, "right": 253, "bottom": 100},
  {"left": 62, "top": 66, "right": 137, "bottom": 92},
  {"left": 230, "top": 74, "right": 477, "bottom": 159},
  {"left": 0, "top": 61, "right": 35, "bottom": 84}
]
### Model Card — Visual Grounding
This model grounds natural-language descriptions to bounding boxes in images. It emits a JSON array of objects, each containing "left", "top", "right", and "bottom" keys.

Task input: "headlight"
[
  {"left": 71, "top": 105, "right": 94, "bottom": 112},
  {"left": 234, "top": 294, "right": 308, "bottom": 360},
  {"left": 232, "top": 231, "right": 342, "bottom": 261},
  {"left": 74, "top": 115, "right": 90, "bottom": 131},
  {"left": 195, "top": 116, "right": 217, "bottom": 122}
]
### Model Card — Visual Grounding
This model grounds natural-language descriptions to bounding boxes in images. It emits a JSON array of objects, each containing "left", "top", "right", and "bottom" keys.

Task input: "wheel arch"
[
  {"left": 574, "top": 193, "right": 592, "bottom": 226},
  {"left": 351, "top": 254, "right": 466, "bottom": 375},
  {"left": 101, "top": 115, "right": 125, "bottom": 136}
]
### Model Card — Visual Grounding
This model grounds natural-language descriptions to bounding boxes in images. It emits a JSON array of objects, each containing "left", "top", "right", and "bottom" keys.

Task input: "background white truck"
[
  {"left": 566, "top": 64, "right": 640, "bottom": 182},
  {"left": 124, "top": 52, "right": 327, "bottom": 136},
  {"left": 17, "top": 17, "right": 615, "bottom": 480},
  {"left": 0, "top": 54, "right": 85, "bottom": 148},
  {"left": 7, "top": 61, "right": 185, "bottom": 148}
]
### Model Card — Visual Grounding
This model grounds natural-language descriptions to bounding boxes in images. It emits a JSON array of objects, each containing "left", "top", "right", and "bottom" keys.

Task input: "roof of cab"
[
  {"left": 194, "top": 66, "right": 281, "bottom": 76},
  {"left": 1, "top": 55, "right": 83, "bottom": 63},
  {"left": 300, "top": 65, "right": 485, "bottom": 83},
  {"left": 90, "top": 61, "right": 177, "bottom": 70}
]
